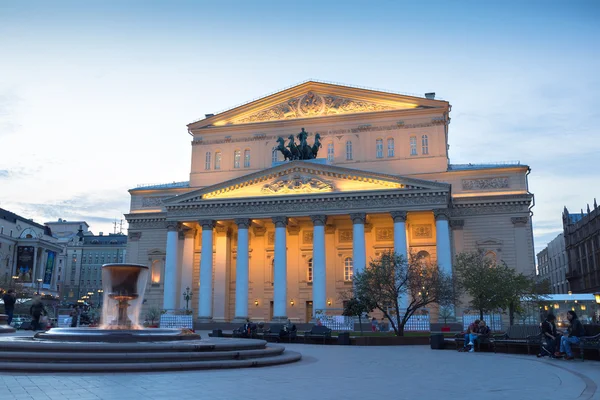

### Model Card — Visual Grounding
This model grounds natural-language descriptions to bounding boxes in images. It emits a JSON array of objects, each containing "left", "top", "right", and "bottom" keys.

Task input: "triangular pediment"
[
  {"left": 165, "top": 161, "right": 450, "bottom": 204},
  {"left": 189, "top": 81, "right": 448, "bottom": 128}
]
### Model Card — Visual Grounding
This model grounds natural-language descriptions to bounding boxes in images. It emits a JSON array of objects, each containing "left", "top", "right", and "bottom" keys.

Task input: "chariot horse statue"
[{"left": 276, "top": 128, "right": 322, "bottom": 161}]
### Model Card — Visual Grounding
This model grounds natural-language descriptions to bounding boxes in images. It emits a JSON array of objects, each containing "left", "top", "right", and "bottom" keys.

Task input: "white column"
[
  {"left": 198, "top": 220, "right": 215, "bottom": 321},
  {"left": 311, "top": 215, "right": 327, "bottom": 317},
  {"left": 434, "top": 210, "right": 452, "bottom": 277},
  {"left": 163, "top": 223, "right": 179, "bottom": 311},
  {"left": 213, "top": 225, "right": 231, "bottom": 322},
  {"left": 391, "top": 211, "right": 408, "bottom": 313},
  {"left": 272, "top": 216, "right": 288, "bottom": 321},
  {"left": 351, "top": 213, "right": 367, "bottom": 275},
  {"left": 179, "top": 229, "right": 195, "bottom": 310},
  {"left": 234, "top": 219, "right": 251, "bottom": 321}
]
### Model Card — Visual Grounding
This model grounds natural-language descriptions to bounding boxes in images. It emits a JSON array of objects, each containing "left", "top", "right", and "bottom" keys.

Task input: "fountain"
[{"left": 0, "top": 263, "right": 301, "bottom": 371}]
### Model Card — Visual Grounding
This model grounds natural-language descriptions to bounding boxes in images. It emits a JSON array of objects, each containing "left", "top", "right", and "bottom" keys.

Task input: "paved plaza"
[{"left": 0, "top": 331, "right": 598, "bottom": 400}]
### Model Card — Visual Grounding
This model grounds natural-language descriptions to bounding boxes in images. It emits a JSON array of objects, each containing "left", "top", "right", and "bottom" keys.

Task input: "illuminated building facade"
[{"left": 125, "top": 81, "right": 535, "bottom": 323}]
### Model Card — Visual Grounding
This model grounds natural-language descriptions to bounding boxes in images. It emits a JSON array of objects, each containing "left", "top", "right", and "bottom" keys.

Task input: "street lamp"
[
  {"left": 36, "top": 278, "right": 42, "bottom": 295},
  {"left": 594, "top": 292, "right": 600, "bottom": 305},
  {"left": 97, "top": 289, "right": 104, "bottom": 308},
  {"left": 182, "top": 287, "right": 192, "bottom": 311}
]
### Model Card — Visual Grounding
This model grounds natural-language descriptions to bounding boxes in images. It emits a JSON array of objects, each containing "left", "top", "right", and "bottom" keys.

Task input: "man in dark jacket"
[
  {"left": 2, "top": 289, "right": 16, "bottom": 325},
  {"left": 538, "top": 314, "right": 557, "bottom": 358},
  {"left": 29, "top": 296, "right": 47, "bottom": 331},
  {"left": 556, "top": 310, "right": 585, "bottom": 360}
]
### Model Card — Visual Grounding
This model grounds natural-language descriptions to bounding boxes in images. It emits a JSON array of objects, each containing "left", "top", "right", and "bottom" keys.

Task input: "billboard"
[
  {"left": 43, "top": 251, "right": 56, "bottom": 285},
  {"left": 16, "top": 246, "right": 35, "bottom": 283}
]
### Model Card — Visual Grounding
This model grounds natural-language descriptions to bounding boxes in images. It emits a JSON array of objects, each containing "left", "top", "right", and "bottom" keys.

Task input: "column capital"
[
  {"left": 234, "top": 219, "right": 252, "bottom": 229},
  {"left": 166, "top": 222, "right": 180, "bottom": 232},
  {"left": 433, "top": 209, "right": 450, "bottom": 221},
  {"left": 199, "top": 220, "right": 216, "bottom": 230},
  {"left": 350, "top": 213, "right": 366, "bottom": 224},
  {"left": 390, "top": 211, "right": 407, "bottom": 223},
  {"left": 310, "top": 215, "right": 327, "bottom": 226},
  {"left": 511, "top": 216, "right": 529, "bottom": 226},
  {"left": 272, "top": 216, "right": 288, "bottom": 228},
  {"left": 449, "top": 219, "right": 464, "bottom": 230}
]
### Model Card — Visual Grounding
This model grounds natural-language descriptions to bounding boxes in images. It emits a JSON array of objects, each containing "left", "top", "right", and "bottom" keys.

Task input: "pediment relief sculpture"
[
  {"left": 232, "top": 91, "right": 398, "bottom": 124},
  {"left": 261, "top": 174, "right": 333, "bottom": 194}
]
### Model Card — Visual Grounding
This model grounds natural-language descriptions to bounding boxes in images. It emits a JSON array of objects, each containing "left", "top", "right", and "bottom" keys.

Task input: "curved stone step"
[
  {"left": 0, "top": 345, "right": 285, "bottom": 363},
  {"left": 0, "top": 338, "right": 267, "bottom": 353},
  {"left": 0, "top": 351, "right": 302, "bottom": 372}
]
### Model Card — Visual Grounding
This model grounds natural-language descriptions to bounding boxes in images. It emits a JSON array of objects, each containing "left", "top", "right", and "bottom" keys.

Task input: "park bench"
[
  {"left": 232, "top": 324, "right": 257, "bottom": 339},
  {"left": 576, "top": 325, "right": 600, "bottom": 361},
  {"left": 303, "top": 325, "right": 332, "bottom": 344},
  {"left": 264, "top": 324, "right": 297, "bottom": 343},
  {"left": 493, "top": 325, "right": 541, "bottom": 354},
  {"left": 453, "top": 332, "right": 494, "bottom": 352}
]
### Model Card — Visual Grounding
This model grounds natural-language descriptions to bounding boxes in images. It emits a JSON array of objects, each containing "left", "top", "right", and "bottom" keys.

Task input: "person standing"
[
  {"left": 556, "top": 311, "right": 585, "bottom": 360},
  {"left": 29, "top": 296, "right": 47, "bottom": 331},
  {"left": 2, "top": 289, "right": 16, "bottom": 325}
]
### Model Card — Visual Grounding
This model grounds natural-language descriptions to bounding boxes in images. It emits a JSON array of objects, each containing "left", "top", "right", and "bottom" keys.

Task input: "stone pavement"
[{"left": 0, "top": 331, "right": 598, "bottom": 400}]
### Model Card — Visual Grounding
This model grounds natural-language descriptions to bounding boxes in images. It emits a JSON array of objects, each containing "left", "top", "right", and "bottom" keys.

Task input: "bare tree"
[{"left": 353, "top": 251, "right": 456, "bottom": 336}]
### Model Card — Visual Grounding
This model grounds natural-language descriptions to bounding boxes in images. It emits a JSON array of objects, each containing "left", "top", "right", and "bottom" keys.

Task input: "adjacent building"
[
  {"left": 125, "top": 81, "right": 536, "bottom": 323},
  {"left": 536, "top": 233, "right": 569, "bottom": 294},
  {"left": 564, "top": 200, "right": 600, "bottom": 294},
  {"left": 0, "top": 208, "right": 63, "bottom": 295},
  {"left": 44, "top": 219, "right": 127, "bottom": 302}
]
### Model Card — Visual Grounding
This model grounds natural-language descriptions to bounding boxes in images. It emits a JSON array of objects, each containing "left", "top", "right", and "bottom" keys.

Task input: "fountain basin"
[{"left": 34, "top": 327, "right": 200, "bottom": 343}]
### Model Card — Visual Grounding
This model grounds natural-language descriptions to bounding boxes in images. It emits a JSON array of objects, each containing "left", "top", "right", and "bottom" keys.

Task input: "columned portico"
[
  {"left": 162, "top": 223, "right": 179, "bottom": 310},
  {"left": 311, "top": 215, "right": 327, "bottom": 317},
  {"left": 272, "top": 216, "right": 288, "bottom": 321},
  {"left": 233, "top": 219, "right": 251, "bottom": 322},
  {"left": 198, "top": 220, "right": 215, "bottom": 322},
  {"left": 350, "top": 213, "right": 367, "bottom": 275}
]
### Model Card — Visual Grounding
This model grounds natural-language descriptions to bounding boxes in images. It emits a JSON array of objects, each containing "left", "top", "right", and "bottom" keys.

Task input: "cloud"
[{"left": 0, "top": 170, "right": 8, "bottom": 178}]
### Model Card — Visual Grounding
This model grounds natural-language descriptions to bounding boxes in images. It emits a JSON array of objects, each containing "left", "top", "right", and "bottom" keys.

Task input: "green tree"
[
  {"left": 353, "top": 251, "right": 456, "bottom": 336},
  {"left": 341, "top": 296, "right": 375, "bottom": 336},
  {"left": 499, "top": 264, "right": 550, "bottom": 326},
  {"left": 454, "top": 251, "right": 507, "bottom": 320},
  {"left": 145, "top": 307, "right": 162, "bottom": 326}
]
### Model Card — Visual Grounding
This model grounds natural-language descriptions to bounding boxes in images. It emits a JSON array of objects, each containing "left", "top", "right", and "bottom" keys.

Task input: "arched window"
[
  {"left": 307, "top": 258, "right": 313, "bottom": 282},
  {"left": 416, "top": 251, "right": 431, "bottom": 264},
  {"left": 151, "top": 260, "right": 162, "bottom": 285},
  {"left": 387, "top": 138, "right": 395, "bottom": 157},
  {"left": 484, "top": 251, "right": 497, "bottom": 265},
  {"left": 272, "top": 148, "right": 279, "bottom": 164},
  {"left": 205, "top": 152, "right": 211, "bottom": 170},
  {"left": 233, "top": 150, "right": 241, "bottom": 168},
  {"left": 410, "top": 136, "right": 417, "bottom": 156},
  {"left": 244, "top": 149, "right": 251, "bottom": 168},
  {"left": 344, "top": 257, "right": 353, "bottom": 281},
  {"left": 376, "top": 138, "right": 383, "bottom": 158},
  {"left": 346, "top": 141, "right": 353, "bottom": 160},
  {"left": 421, "top": 135, "right": 429, "bottom": 155},
  {"left": 214, "top": 151, "right": 222, "bottom": 170},
  {"left": 327, "top": 143, "right": 334, "bottom": 163}
]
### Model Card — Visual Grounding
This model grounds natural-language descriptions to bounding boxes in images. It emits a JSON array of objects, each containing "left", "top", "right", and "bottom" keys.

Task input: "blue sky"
[{"left": 0, "top": 1, "right": 598, "bottom": 254}]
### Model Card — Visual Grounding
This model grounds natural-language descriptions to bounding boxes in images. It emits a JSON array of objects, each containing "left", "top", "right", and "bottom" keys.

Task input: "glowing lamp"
[{"left": 594, "top": 293, "right": 600, "bottom": 304}]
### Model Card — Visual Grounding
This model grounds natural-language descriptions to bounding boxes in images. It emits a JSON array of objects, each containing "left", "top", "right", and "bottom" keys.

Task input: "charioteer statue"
[{"left": 275, "top": 128, "right": 322, "bottom": 161}]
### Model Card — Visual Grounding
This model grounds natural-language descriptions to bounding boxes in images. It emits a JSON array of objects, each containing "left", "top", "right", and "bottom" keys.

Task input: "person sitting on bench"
[
  {"left": 463, "top": 319, "right": 480, "bottom": 351},
  {"left": 537, "top": 314, "right": 558, "bottom": 358}
]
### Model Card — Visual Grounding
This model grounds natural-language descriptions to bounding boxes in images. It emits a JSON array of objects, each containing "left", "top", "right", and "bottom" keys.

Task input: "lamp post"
[
  {"left": 11, "top": 275, "right": 19, "bottom": 290},
  {"left": 182, "top": 287, "right": 192, "bottom": 311},
  {"left": 594, "top": 292, "right": 600, "bottom": 305},
  {"left": 36, "top": 278, "right": 42, "bottom": 295}
]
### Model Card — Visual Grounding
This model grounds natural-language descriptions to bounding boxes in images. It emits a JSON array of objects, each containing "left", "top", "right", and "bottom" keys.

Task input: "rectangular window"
[
  {"left": 410, "top": 136, "right": 417, "bottom": 156},
  {"left": 205, "top": 152, "right": 211, "bottom": 170},
  {"left": 346, "top": 141, "right": 353, "bottom": 160},
  {"left": 327, "top": 143, "right": 334, "bottom": 163},
  {"left": 244, "top": 149, "right": 250, "bottom": 168},
  {"left": 234, "top": 150, "right": 241, "bottom": 168},
  {"left": 387, "top": 138, "right": 395, "bottom": 157},
  {"left": 215, "top": 152, "right": 222, "bottom": 170},
  {"left": 376, "top": 139, "right": 383, "bottom": 158},
  {"left": 421, "top": 135, "right": 429, "bottom": 155}
]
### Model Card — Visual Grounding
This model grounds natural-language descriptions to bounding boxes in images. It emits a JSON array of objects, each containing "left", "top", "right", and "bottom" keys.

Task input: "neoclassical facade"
[{"left": 125, "top": 81, "right": 535, "bottom": 323}]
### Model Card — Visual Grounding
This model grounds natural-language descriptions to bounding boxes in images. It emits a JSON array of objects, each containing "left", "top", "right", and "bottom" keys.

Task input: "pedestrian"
[
  {"left": 2, "top": 289, "right": 16, "bottom": 325},
  {"left": 537, "top": 314, "right": 558, "bottom": 358},
  {"left": 371, "top": 317, "right": 377, "bottom": 332},
  {"left": 555, "top": 310, "right": 585, "bottom": 360},
  {"left": 29, "top": 295, "right": 47, "bottom": 331}
]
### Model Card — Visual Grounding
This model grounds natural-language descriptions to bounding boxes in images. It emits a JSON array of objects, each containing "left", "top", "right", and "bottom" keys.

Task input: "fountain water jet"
[{"left": 101, "top": 263, "right": 148, "bottom": 329}]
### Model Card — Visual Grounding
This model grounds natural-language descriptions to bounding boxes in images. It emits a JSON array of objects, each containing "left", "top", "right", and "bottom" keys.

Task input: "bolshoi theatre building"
[{"left": 125, "top": 81, "right": 536, "bottom": 324}]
